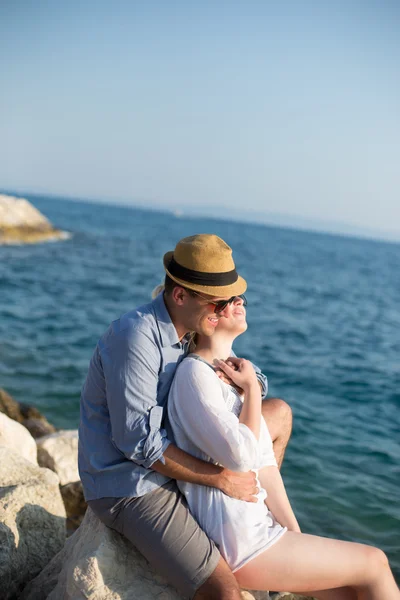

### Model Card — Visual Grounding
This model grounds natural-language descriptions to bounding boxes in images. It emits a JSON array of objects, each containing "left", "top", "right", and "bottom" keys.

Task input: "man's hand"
[{"left": 217, "top": 468, "right": 258, "bottom": 503}]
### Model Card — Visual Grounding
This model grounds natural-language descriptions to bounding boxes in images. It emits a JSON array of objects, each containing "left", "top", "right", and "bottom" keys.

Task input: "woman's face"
[{"left": 216, "top": 296, "right": 248, "bottom": 336}]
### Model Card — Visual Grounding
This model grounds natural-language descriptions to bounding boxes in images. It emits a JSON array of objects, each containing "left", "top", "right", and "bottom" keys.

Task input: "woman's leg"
[
  {"left": 297, "top": 586, "right": 357, "bottom": 600},
  {"left": 234, "top": 531, "right": 399, "bottom": 600}
]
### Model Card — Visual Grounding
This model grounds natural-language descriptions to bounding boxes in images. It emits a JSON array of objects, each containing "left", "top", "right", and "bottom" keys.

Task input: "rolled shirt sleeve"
[
  {"left": 230, "top": 350, "right": 268, "bottom": 398},
  {"left": 169, "top": 358, "right": 261, "bottom": 472},
  {"left": 101, "top": 328, "right": 170, "bottom": 469},
  {"left": 253, "top": 363, "right": 268, "bottom": 399}
]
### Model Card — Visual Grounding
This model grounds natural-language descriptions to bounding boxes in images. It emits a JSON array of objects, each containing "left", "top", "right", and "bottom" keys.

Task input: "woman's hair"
[{"left": 151, "top": 282, "right": 165, "bottom": 299}]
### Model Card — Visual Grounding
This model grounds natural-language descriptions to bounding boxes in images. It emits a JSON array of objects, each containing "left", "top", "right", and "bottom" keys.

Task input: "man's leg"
[
  {"left": 89, "top": 481, "right": 241, "bottom": 600},
  {"left": 262, "top": 398, "right": 292, "bottom": 468},
  {"left": 194, "top": 557, "right": 241, "bottom": 600}
]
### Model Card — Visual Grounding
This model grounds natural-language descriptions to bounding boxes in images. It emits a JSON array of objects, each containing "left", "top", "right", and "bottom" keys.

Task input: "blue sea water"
[{"left": 1, "top": 194, "right": 399, "bottom": 581}]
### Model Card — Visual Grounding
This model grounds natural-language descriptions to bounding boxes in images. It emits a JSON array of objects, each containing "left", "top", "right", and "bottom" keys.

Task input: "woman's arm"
[
  {"left": 258, "top": 466, "right": 301, "bottom": 532},
  {"left": 168, "top": 358, "right": 261, "bottom": 472},
  {"left": 238, "top": 381, "right": 262, "bottom": 440},
  {"left": 221, "top": 361, "right": 299, "bottom": 529},
  {"left": 215, "top": 357, "right": 262, "bottom": 440}
]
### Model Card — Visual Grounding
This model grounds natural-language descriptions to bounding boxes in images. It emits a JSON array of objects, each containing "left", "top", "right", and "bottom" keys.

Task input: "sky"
[{"left": 1, "top": 0, "right": 399, "bottom": 238}]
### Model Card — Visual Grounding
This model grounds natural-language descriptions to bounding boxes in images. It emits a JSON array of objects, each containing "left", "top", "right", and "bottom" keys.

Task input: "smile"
[{"left": 208, "top": 317, "right": 219, "bottom": 325}]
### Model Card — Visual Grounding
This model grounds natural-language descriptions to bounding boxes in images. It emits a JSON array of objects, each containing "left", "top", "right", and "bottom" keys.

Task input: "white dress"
[{"left": 168, "top": 355, "right": 287, "bottom": 572}]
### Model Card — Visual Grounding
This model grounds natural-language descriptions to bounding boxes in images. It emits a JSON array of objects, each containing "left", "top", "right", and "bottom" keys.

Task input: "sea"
[{"left": 1, "top": 194, "right": 399, "bottom": 582}]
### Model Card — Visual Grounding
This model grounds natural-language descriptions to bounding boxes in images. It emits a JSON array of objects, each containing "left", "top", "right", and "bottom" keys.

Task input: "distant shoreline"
[{"left": 3, "top": 187, "right": 399, "bottom": 247}]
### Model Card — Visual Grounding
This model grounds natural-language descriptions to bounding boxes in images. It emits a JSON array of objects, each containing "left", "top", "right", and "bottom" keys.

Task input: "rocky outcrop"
[
  {"left": 21, "top": 507, "right": 270, "bottom": 600},
  {"left": 36, "top": 429, "right": 87, "bottom": 534},
  {"left": 60, "top": 480, "right": 87, "bottom": 535},
  {"left": 0, "top": 388, "right": 56, "bottom": 438},
  {"left": 0, "top": 194, "right": 69, "bottom": 245},
  {"left": 0, "top": 412, "right": 38, "bottom": 464},
  {"left": 0, "top": 447, "right": 66, "bottom": 599},
  {"left": 0, "top": 389, "right": 314, "bottom": 600},
  {"left": 37, "top": 429, "right": 79, "bottom": 485}
]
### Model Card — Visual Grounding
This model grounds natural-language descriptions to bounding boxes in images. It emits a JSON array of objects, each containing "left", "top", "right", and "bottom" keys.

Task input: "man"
[{"left": 78, "top": 234, "right": 292, "bottom": 599}]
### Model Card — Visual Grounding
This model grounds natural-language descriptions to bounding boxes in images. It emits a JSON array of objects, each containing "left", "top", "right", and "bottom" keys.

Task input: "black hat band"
[{"left": 168, "top": 256, "right": 238, "bottom": 286}]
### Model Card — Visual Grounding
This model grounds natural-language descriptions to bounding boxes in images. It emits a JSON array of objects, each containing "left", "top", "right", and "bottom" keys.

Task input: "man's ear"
[{"left": 171, "top": 285, "right": 188, "bottom": 306}]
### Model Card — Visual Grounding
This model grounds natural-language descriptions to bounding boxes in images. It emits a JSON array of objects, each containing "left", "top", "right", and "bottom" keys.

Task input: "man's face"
[{"left": 180, "top": 290, "right": 232, "bottom": 337}]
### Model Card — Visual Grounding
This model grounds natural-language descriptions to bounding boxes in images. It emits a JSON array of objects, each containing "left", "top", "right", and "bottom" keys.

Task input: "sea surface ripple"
[{"left": 1, "top": 195, "right": 399, "bottom": 580}]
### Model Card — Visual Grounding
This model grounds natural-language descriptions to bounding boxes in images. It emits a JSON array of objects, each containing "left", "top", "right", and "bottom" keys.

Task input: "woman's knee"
[{"left": 360, "top": 545, "right": 390, "bottom": 583}]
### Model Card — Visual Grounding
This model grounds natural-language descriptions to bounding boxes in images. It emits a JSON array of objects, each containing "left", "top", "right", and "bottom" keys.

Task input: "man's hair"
[
  {"left": 164, "top": 274, "right": 186, "bottom": 295},
  {"left": 153, "top": 275, "right": 192, "bottom": 298}
]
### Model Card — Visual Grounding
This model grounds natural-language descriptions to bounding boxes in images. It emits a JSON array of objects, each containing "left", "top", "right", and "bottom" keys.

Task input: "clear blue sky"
[{"left": 1, "top": 0, "right": 399, "bottom": 236}]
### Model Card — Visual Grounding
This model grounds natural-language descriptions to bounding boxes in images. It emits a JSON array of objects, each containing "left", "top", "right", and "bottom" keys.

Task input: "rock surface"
[
  {"left": 0, "top": 194, "right": 68, "bottom": 245},
  {"left": 271, "top": 595, "right": 316, "bottom": 600},
  {"left": 0, "top": 412, "right": 38, "bottom": 464},
  {"left": 60, "top": 480, "right": 87, "bottom": 534},
  {"left": 37, "top": 429, "right": 79, "bottom": 485},
  {"left": 0, "top": 388, "right": 56, "bottom": 438},
  {"left": 0, "top": 447, "right": 66, "bottom": 599},
  {"left": 21, "top": 507, "right": 271, "bottom": 600}
]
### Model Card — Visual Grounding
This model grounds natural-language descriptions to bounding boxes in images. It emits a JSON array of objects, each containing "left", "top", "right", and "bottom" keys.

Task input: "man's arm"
[
  {"left": 152, "top": 445, "right": 258, "bottom": 502},
  {"left": 103, "top": 328, "right": 170, "bottom": 468}
]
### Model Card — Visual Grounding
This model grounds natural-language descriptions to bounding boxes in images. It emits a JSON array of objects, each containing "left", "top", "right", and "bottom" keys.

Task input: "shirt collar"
[{"left": 152, "top": 292, "right": 183, "bottom": 348}]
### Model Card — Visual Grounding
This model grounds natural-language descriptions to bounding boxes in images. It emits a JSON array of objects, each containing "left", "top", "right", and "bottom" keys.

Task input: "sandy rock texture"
[
  {"left": 36, "top": 430, "right": 87, "bottom": 534},
  {"left": 0, "top": 388, "right": 56, "bottom": 438},
  {"left": 0, "top": 411, "right": 38, "bottom": 464},
  {"left": 21, "top": 507, "right": 271, "bottom": 600},
  {"left": 60, "top": 480, "right": 88, "bottom": 534},
  {"left": 0, "top": 447, "right": 66, "bottom": 599},
  {"left": 0, "top": 194, "right": 68, "bottom": 245},
  {"left": 249, "top": 593, "right": 315, "bottom": 600},
  {"left": 239, "top": 593, "right": 315, "bottom": 599},
  {"left": 37, "top": 429, "right": 79, "bottom": 485}
]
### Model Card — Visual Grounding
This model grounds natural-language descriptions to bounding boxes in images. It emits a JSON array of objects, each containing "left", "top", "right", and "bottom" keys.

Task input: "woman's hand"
[
  {"left": 216, "top": 357, "right": 262, "bottom": 439},
  {"left": 215, "top": 359, "right": 244, "bottom": 396},
  {"left": 215, "top": 357, "right": 259, "bottom": 393}
]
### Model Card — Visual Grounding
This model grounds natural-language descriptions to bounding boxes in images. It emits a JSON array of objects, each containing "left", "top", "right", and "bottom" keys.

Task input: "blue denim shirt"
[{"left": 78, "top": 293, "right": 268, "bottom": 500}]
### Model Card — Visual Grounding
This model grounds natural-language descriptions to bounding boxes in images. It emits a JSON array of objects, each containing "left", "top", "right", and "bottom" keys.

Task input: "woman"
[{"left": 168, "top": 295, "right": 399, "bottom": 599}]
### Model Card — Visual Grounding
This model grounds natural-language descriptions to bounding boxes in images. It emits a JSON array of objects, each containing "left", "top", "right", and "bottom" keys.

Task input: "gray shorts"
[{"left": 88, "top": 480, "right": 221, "bottom": 599}]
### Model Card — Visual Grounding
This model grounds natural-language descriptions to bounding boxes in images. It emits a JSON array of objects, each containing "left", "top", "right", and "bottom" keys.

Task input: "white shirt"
[{"left": 168, "top": 355, "right": 287, "bottom": 572}]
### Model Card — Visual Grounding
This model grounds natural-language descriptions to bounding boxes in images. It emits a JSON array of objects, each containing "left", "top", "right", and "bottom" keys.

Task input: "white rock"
[
  {"left": 0, "top": 194, "right": 69, "bottom": 245},
  {"left": 22, "top": 507, "right": 271, "bottom": 600},
  {"left": 0, "top": 412, "right": 38, "bottom": 464},
  {"left": 0, "top": 194, "right": 51, "bottom": 228},
  {"left": 0, "top": 447, "right": 66, "bottom": 599},
  {"left": 37, "top": 429, "right": 79, "bottom": 485}
]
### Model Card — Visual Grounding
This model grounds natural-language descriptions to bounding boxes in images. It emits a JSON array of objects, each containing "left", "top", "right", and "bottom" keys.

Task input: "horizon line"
[{"left": 2, "top": 186, "right": 400, "bottom": 247}]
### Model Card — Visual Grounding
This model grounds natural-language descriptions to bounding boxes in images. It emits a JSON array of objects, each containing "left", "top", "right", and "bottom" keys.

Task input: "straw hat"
[{"left": 163, "top": 234, "right": 247, "bottom": 296}]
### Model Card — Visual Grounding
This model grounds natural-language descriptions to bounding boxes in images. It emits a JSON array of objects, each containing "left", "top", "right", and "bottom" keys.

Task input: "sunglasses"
[{"left": 189, "top": 290, "right": 247, "bottom": 314}]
